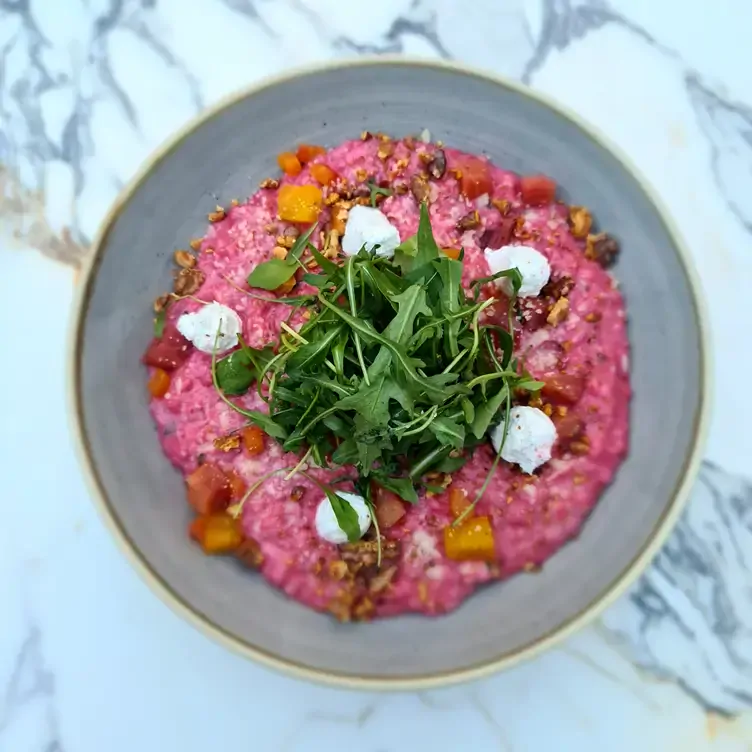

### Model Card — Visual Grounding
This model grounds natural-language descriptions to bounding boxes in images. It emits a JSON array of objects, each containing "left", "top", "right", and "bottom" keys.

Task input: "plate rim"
[{"left": 66, "top": 56, "right": 712, "bottom": 690}]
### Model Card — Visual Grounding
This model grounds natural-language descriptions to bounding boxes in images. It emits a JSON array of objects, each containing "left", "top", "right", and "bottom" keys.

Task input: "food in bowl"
[{"left": 142, "top": 132, "right": 629, "bottom": 621}]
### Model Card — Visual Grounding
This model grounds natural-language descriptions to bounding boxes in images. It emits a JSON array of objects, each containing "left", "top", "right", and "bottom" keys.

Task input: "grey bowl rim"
[{"left": 67, "top": 56, "right": 712, "bottom": 691}]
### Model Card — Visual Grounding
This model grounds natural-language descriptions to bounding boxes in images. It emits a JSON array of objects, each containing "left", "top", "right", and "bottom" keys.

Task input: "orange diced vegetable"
[
  {"left": 241, "top": 425, "right": 265, "bottom": 456},
  {"left": 372, "top": 485, "right": 407, "bottom": 529},
  {"left": 225, "top": 469, "right": 247, "bottom": 501},
  {"left": 274, "top": 276, "right": 297, "bottom": 296},
  {"left": 448, "top": 487, "right": 471, "bottom": 518},
  {"left": 442, "top": 247, "right": 461, "bottom": 260},
  {"left": 296, "top": 144, "right": 326, "bottom": 164},
  {"left": 277, "top": 151, "right": 302, "bottom": 176},
  {"left": 309, "top": 163, "right": 338, "bottom": 186},
  {"left": 541, "top": 374, "right": 585, "bottom": 405},
  {"left": 444, "top": 516, "right": 496, "bottom": 562},
  {"left": 277, "top": 184, "right": 323, "bottom": 223},
  {"left": 186, "top": 462, "right": 232, "bottom": 514},
  {"left": 191, "top": 513, "right": 243, "bottom": 554},
  {"left": 147, "top": 368, "right": 171, "bottom": 398}
]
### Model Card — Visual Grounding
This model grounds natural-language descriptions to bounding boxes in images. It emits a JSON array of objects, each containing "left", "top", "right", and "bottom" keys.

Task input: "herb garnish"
[
  {"left": 367, "top": 181, "right": 393, "bottom": 207},
  {"left": 212, "top": 204, "right": 543, "bottom": 522}
]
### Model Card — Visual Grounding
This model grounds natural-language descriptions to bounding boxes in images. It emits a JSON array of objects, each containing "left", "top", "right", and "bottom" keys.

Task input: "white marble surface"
[{"left": 2, "top": 1, "right": 752, "bottom": 750}]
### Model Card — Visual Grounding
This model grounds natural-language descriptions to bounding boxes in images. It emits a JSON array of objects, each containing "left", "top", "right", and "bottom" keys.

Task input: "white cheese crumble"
[
  {"left": 490, "top": 405, "right": 557, "bottom": 474},
  {"left": 342, "top": 205, "right": 401, "bottom": 258},
  {"left": 314, "top": 491, "right": 372, "bottom": 545},
  {"left": 483, "top": 244, "right": 551, "bottom": 298},
  {"left": 176, "top": 302, "right": 242, "bottom": 354},
  {"left": 411, "top": 529, "right": 440, "bottom": 561}
]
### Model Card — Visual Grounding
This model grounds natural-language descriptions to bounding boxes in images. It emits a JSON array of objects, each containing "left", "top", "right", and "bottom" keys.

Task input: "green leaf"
[
  {"left": 460, "top": 397, "right": 475, "bottom": 424},
  {"left": 331, "top": 438, "right": 359, "bottom": 464},
  {"left": 395, "top": 234, "right": 417, "bottom": 256},
  {"left": 414, "top": 202, "right": 441, "bottom": 267},
  {"left": 515, "top": 378, "right": 546, "bottom": 392},
  {"left": 215, "top": 344, "right": 273, "bottom": 396},
  {"left": 471, "top": 384, "right": 509, "bottom": 439},
  {"left": 247, "top": 258, "right": 297, "bottom": 291},
  {"left": 244, "top": 410, "right": 289, "bottom": 440},
  {"left": 434, "top": 256, "right": 463, "bottom": 356},
  {"left": 287, "top": 223, "right": 319, "bottom": 263},
  {"left": 325, "top": 489, "right": 362, "bottom": 543},
  {"left": 154, "top": 302, "right": 169, "bottom": 338},
  {"left": 430, "top": 416, "right": 466, "bottom": 448},
  {"left": 367, "top": 180, "right": 393, "bottom": 207},
  {"left": 336, "top": 372, "right": 412, "bottom": 427},
  {"left": 434, "top": 453, "right": 472, "bottom": 473},
  {"left": 375, "top": 475, "right": 419, "bottom": 504},
  {"left": 286, "top": 325, "right": 345, "bottom": 374}
]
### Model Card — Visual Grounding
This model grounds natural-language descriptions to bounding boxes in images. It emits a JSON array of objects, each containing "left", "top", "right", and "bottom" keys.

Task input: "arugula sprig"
[{"left": 213, "top": 203, "right": 542, "bottom": 512}]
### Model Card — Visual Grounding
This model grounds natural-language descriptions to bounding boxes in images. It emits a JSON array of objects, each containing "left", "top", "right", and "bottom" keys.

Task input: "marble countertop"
[{"left": 2, "top": 1, "right": 751, "bottom": 750}]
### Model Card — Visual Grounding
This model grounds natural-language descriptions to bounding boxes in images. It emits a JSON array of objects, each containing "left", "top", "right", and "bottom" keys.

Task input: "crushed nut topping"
[
  {"left": 235, "top": 538, "right": 264, "bottom": 569},
  {"left": 368, "top": 565, "right": 397, "bottom": 595},
  {"left": 546, "top": 297, "right": 570, "bottom": 326},
  {"left": 523, "top": 562, "right": 541, "bottom": 573},
  {"left": 556, "top": 405, "right": 568, "bottom": 417},
  {"left": 173, "top": 268, "right": 205, "bottom": 296},
  {"left": 571, "top": 440, "right": 590, "bottom": 456},
  {"left": 356, "top": 167, "right": 369, "bottom": 182},
  {"left": 410, "top": 174, "right": 430, "bottom": 204},
  {"left": 213, "top": 434, "right": 241, "bottom": 452},
  {"left": 354, "top": 196, "right": 370, "bottom": 206},
  {"left": 323, "top": 229, "right": 340, "bottom": 258},
  {"left": 275, "top": 234, "right": 296, "bottom": 249},
  {"left": 403, "top": 136, "right": 416, "bottom": 150},
  {"left": 360, "top": 130, "right": 373, "bottom": 141},
  {"left": 491, "top": 198, "right": 510, "bottom": 214},
  {"left": 427, "top": 149, "right": 447, "bottom": 180},
  {"left": 393, "top": 182, "right": 409, "bottom": 195},
  {"left": 271, "top": 246, "right": 288, "bottom": 260},
  {"left": 584, "top": 311, "right": 602, "bottom": 323},
  {"left": 264, "top": 223, "right": 278, "bottom": 234},
  {"left": 324, "top": 192, "right": 340, "bottom": 206},
  {"left": 329, "top": 560, "right": 349, "bottom": 580},
  {"left": 173, "top": 250, "right": 196, "bottom": 269},
  {"left": 353, "top": 596, "right": 375, "bottom": 621},
  {"left": 456, "top": 210, "right": 481, "bottom": 231},
  {"left": 203, "top": 247, "right": 214, "bottom": 254},
  {"left": 330, "top": 202, "right": 350, "bottom": 234},
  {"left": 208, "top": 206, "right": 225, "bottom": 222},
  {"left": 153, "top": 294, "right": 170, "bottom": 313},
  {"left": 542, "top": 403, "right": 553, "bottom": 417},
  {"left": 418, "top": 151, "right": 433, "bottom": 165},
  {"left": 568, "top": 206, "right": 592, "bottom": 239},
  {"left": 289, "top": 485, "right": 305, "bottom": 502},
  {"left": 231, "top": 198, "right": 239, "bottom": 207},
  {"left": 377, "top": 142, "right": 394, "bottom": 161},
  {"left": 189, "top": 238, "right": 203, "bottom": 251},
  {"left": 585, "top": 232, "right": 620, "bottom": 268},
  {"left": 542, "top": 274, "right": 575, "bottom": 299}
]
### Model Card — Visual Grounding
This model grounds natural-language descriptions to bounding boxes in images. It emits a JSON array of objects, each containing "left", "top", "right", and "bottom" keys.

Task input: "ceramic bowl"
[{"left": 69, "top": 59, "right": 710, "bottom": 689}]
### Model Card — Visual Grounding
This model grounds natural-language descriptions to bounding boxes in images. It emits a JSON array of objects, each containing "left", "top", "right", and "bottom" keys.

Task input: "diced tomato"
[
  {"left": 479, "top": 217, "right": 517, "bottom": 249},
  {"left": 277, "top": 151, "right": 302, "bottom": 176},
  {"left": 186, "top": 463, "right": 232, "bottom": 514},
  {"left": 448, "top": 487, "right": 471, "bottom": 519},
  {"left": 225, "top": 469, "right": 247, "bottom": 501},
  {"left": 147, "top": 368, "right": 171, "bottom": 398},
  {"left": 442, "top": 247, "right": 462, "bottom": 260},
  {"left": 309, "top": 163, "right": 338, "bottom": 185},
  {"left": 444, "top": 516, "right": 496, "bottom": 561},
  {"left": 190, "top": 513, "right": 243, "bottom": 554},
  {"left": 520, "top": 175, "right": 556, "bottom": 206},
  {"left": 453, "top": 156, "right": 492, "bottom": 200},
  {"left": 142, "top": 327, "right": 192, "bottom": 371},
  {"left": 296, "top": 144, "right": 326, "bottom": 164},
  {"left": 241, "top": 425, "right": 265, "bottom": 456},
  {"left": 541, "top": 374, "right": 586, "bottom": 405},
  {"left": 372, "top": 485, "right": 407, "bottom": 529}
]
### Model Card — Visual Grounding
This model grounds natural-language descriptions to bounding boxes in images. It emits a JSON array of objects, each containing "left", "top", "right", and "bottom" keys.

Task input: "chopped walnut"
[
  {"left": 403, "top": 136, "right": 416, "bottom": 150},
  {"left": 275, "top": 235, "right": 296, "bottom": 249},
  {"left": 324, "top": 192, "right": 340, "bottom": 206},
  {"left": 259, "top": 178, "right": 279, "bottom": 189},
  {"left": 264, "top": 223, "right": 278, "bottom": 235},
  {"left": 568, "top": 206, "right": 592, "bottom": 239},
  {"left": 208, "top": 206, "right": 225, "bottom": 222},
  {"left": 189, "top": 237, "right": 203, "bottom": 251},
  {"left": 289, "top": 485, "right": 305, "bottom": 502},
  {"left": 523, "top": 562, "right": 541, "bottom": 573},
  {"left": 355, "top": 168, "right": 368, "bottom": 182},
  {"left": 377, "top": 142, "right": 394, "bottom": 161},
  {"left": 327, "top": 593, "right": 355, "bottom": 622},
  {"left": 173, "top": 250, "right": 196, "bottom": 268},
  {"left": 585, "top": 232, "right": 620, "bottom": 267},
  {"left": 330, "top": 203, "right": 350, "bottom": 234},
  {"left": 213, "top": 434, "right": 241, "bottom": 452},
  {"left": 230, "top": 198, "right": 239, "bottom": 207},
  {"left": 456, "top": 210, "right": 481, "bottom": 231},
  {"left": 427, "top": 149, "right": 447, "bottom": 180},
  {"left": 393, "top": 182, "right": 409, "bottom": 195},
  {"left": 542, "top": 275, "right": 576, "bottom": 299},
  {"left": 353, "top": 596, "right": 375, "bottom": 621},
  {"left": 556, "top": 405, "right": 568, "bottom": 417},
  {"left": 542, "top": 403, "right": 553, "bottom": 417},
  {"left": 410, "top": 174, "right": 430, "bottom": 204},
  {"left": 173, "top": 268, "right": 205, "bottom": 296},
  {"left": 204, "top": 247, "right": 214, "bottom": 255},
  {"left": 323, "top": 230, "right": 340, "bottom": 258},
  {"left": 329, "top": 560, "right": 349, "bottom": 580},
  {"left": 584, "top": 311, "right": 602, "bottom": 323},
  {"left": 235, "top": 538, "right": 264, "bottom": 569},
  {"left": 271, "top": 246, "right": 288, "bottom": 260},
  {"left": 491, "top": 198, "right": 510, "bottom": 214},
  {"left": 354, "top": 196, "right": 370, "bottom": 206},
  {"left": 153, "top": 294, "right": 170, "bottom": 313},
  {"left": 340, "top": 539, "right": 400, "bottom": 568},
  {"left": 360, "top": 130, "right": 373, "bottom": 141},
  {"left": 368, "top": 565, "right": 397, "bottom": 595},
  {"left": 571, "top": 441, "right": 590, "bottom": 456},
  {"left": 547, "top": 297, "right": 570, "bottom": 326}
]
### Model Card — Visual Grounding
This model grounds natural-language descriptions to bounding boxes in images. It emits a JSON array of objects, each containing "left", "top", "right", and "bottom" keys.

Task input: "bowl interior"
[{"left": 76, "top": 62, "right": 704, "bottom": 683}]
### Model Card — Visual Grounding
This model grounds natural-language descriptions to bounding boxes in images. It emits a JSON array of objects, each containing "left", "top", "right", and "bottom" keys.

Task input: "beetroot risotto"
[{"left": 142, "top": 132, "right": 629, "bottom": 621}]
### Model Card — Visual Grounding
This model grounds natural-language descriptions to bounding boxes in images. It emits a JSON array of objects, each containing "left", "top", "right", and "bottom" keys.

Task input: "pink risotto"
[{"left": 143, "top": 134, "right": 629, "bottom": 621}]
